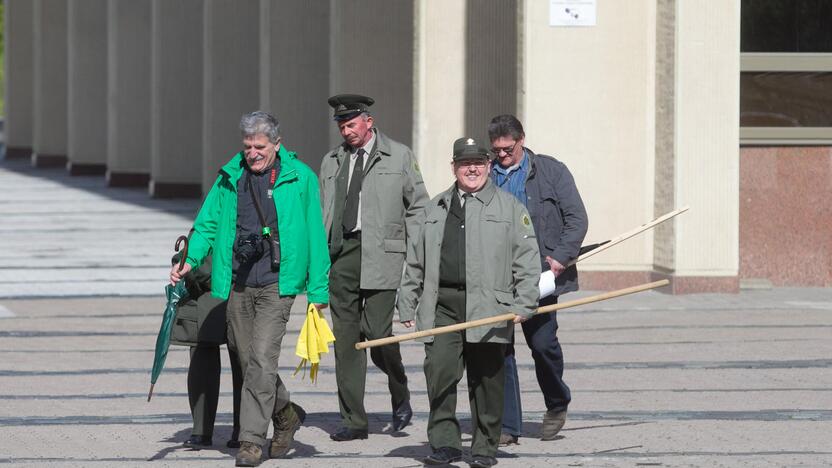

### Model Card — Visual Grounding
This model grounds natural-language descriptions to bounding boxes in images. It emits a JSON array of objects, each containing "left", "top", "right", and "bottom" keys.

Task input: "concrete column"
[
  {"left": 149, "top": 0, "right": 203, "bottom": 198},
  {"left": 521, "top": 0, "right": 657, "bottom": 289},
  {"left": 67, "top": 0, "right": 108, "bottom": 175},
  {"left": 31, "top": 0, "right": 68, "bottom": 168},
  {"left": 106, "top": 0, "right": 152, "bottom": 187},
  {"left": 464, "top": 0, "right": 518, "bottom": 144},
  {"left": 201, "top": 0, "right": 260, "bottom": 191},
  {"left": 3, "top": 0, "right": 35, "bottom": 159},
  {"left": 329, "top": 1, "right": 415, "bottom": 149},
  {"left": 654, "top": 0, "right": 740, "bottom": 293},
  {"left": 413, "top": 0, "right": 466, "bottom": 196},
  {"left": 258, "top": 0, "right": 330, "bottom": 171}
]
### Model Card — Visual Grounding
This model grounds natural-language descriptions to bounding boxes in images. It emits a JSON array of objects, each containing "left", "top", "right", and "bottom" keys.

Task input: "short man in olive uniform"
[
  {"left": 319, "top": 94, "right": 429, "bottom": 440},
  {"left": 398, "top": 137, "right": 540, "bottom": 467}
]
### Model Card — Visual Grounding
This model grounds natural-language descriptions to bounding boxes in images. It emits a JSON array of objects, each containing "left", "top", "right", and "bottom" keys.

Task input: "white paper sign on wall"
[{"left": 550, "top": 0, "right": 597, "bottom": 27}]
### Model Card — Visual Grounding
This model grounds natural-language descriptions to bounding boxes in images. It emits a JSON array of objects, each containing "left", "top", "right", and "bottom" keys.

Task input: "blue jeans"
[{"left": 502, "top": 295, "right": 571, "bottom": 436}]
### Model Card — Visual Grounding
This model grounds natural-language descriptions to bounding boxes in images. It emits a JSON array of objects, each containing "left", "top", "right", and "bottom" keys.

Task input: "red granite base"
[
  {"left": 4, "top": 146, "right": 32, "bottom": 159},
  {"left": 740, "top": 146, "right": 832, "bottom": 287},
  {"left": 580, "top": 270, "right": 739, "bottom": 294},
  {"left": 68, "top": 162, "right": 106, "bottom": 176},
  {"left": 107, "top": 171, "right": 150, "bottom": 188},
  {"left": 31, "top": 153, "right": 68, "bottom": 168},
  {"left": 150, "top": 180, "right": 202, "bottom": 199}
]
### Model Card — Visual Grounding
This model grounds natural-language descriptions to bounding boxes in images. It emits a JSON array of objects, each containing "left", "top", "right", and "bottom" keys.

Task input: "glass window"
[{"left": 740, "top": 0, "right": 832, "bottom": 143}]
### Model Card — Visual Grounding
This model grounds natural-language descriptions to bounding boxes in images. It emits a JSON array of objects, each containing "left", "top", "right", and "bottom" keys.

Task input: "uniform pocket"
[
  {"left": 384, "top": 239, "right": 406, "bottom": 253},
  {"left": 494, "top": 289, "right": 515, "bottom": 313}
]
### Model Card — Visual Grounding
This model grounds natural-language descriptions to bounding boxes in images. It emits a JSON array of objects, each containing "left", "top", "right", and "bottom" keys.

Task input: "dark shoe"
[
  {"left": 469, "top": 455, "right": 498, "bottom": 467},
  {"left": 270, "top": 402, "right": 306, "bottom": 458},
  {"left": 235, "top": 441, "right": 262, "bottom": 467},
  {"left": 424, "top": 446, "right": 462, "bottom": 465},
  {"left": 541, "top": 409, "right": 567, "bottom": 440},
  {"left": 497, "top": 433, "right": 518, "bottom": 446},
  {"left": 329, "top": 427, "right": 369, "bottom": 441},
  {"left": 392, "top": 400, "right": 413, "bottom": 431},
  {"left": 183, "top": 434, "right": 212, "bottom": 448}
]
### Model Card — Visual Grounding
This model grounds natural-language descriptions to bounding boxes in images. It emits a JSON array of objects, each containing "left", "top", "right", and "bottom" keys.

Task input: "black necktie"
[{"left": 342, "top": 149, "right": 365, "bottom": 233}]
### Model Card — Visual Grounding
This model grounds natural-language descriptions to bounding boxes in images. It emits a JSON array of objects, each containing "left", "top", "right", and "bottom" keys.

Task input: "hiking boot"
[
  {"left": 235, "top": 441, "right": 262, "bottom": 467},
  {"left": 498, "top": 433, "right": 519, "bottom": 446},
  {"left": 270, "top": 402, "right": 306, "bottom": 458},
  {"left": 541, "top": 409, "right": 567, "bottom": 440}
]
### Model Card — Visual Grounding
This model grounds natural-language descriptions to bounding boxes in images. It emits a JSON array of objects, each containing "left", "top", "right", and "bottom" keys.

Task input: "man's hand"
[
  {"left": 169, "top": 262, "right": 192, "bottom": 285},
  {"left": 545, "top": 256, "right": 566, "bottom": 277},
  {"left": 401, "top": 320, "right": 415, "bottom": 328},
  {"left": 512, "top": 314, "right": 529, "bottom": 324},
  {"left": 313, "top": 303, "right": 328, "bottom": 311}
]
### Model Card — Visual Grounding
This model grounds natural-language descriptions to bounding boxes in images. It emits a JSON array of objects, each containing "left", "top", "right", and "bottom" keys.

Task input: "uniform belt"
[
  {"left": 438, "top": 283, "right": 466, "bottom": 291},
  {"left": 343, "top": 230, "right": 361, "bottom": 240}
]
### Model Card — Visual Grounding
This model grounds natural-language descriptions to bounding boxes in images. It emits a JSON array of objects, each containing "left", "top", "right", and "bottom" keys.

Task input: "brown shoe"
[
  {"left": 498, "top": 433, "right": 519, "bottom": 446},
  {"left": 270, "top": 402, "right": 306, "bottom": 458},
  {"left": 541, "top": 409, "right": 567, "bottom": 440},
  {"left": 235, "top": 441, "right": 262, "bottom": 467}
]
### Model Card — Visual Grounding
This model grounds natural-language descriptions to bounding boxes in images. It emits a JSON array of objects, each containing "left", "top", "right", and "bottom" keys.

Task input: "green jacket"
[
  {"left": 320, "top": 129, "right": 429, "bottom": 289},
  {"left": 397, "top": 179, "right": 540, "bottom": 343},
  {"left": 186, "top": 146, "right": 330, "bottom": 303}
]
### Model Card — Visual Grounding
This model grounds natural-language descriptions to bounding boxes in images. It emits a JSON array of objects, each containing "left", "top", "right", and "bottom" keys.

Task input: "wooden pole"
[
  {"left": 355, "top": 279, "right": 669, "bottom": 350},
  {"left": 568, "top": 206, "right": 689, "bottom": 266}
]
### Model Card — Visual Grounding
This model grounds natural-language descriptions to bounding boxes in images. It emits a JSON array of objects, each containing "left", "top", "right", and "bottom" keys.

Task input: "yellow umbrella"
[{"left": 294, "top": 303, "right": 336, "bottom": 383}]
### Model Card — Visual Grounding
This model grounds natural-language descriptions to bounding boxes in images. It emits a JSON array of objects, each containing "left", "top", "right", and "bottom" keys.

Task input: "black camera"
[{"left": 235, "top": 233, "right": 264, "bottom": 264}]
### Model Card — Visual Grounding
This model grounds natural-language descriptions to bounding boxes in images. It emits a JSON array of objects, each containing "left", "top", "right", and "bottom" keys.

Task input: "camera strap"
[{"left": 246, "top": 168, "right": 277, "bottom": 239}]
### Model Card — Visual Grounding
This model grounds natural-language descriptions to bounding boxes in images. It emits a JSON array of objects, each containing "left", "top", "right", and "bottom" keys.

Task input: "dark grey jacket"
[{"left": 524, "top": 149, "right": 588, "bottom": 296}]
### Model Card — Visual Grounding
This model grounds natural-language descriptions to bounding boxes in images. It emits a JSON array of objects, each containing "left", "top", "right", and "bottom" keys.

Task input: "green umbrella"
[{"left": 147, "top": 236, "right": 189, "bottom": 402}]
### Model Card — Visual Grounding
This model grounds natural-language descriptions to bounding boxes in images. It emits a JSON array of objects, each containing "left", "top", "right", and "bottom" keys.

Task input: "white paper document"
[
  {"left": 539, "top": 270, "right": 557, "bottom": 299},
  {"left": 550, "top": 0, "right": 597, "bottom": 27}
]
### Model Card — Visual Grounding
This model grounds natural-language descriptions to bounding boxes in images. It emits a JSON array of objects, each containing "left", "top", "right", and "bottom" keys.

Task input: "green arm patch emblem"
[{"left": 522, "top": 214, "right": 531, "bottom": 227}]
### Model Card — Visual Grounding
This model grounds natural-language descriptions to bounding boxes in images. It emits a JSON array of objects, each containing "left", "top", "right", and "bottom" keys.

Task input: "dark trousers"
[
  {"left": 502, "top": 294, "right": 570, "bottom": 436},
  {"left": 188, "top": 344, "right": 243, "bottom": 440},
  {"left": 330, "top": 236, "right": 410, "bottom": 430},
  {"left": 425, "top": 287, "right": 506, "bottom": 457}
]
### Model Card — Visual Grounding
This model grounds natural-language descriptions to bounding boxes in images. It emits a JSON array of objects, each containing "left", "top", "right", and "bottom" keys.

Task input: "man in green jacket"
[
  {"left": 319, "top": 94, "right": 429, "bottom": 441},
  {"left": 398, "top": 137, "right": 540, "bottom": 468},
  {"left": 170, "top": 111, "right": 330, "bottom": 467}
]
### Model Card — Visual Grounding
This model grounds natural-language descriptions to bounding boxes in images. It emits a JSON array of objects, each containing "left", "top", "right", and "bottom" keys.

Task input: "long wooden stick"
[
  {"left": 355, "top": 279, "right": 669, "bottom": 350},
  {"left": 568, "top": 206, "right": 689, "bottom": 266}
]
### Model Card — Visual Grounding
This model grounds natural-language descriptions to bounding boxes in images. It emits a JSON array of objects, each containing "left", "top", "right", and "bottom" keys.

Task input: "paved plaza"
[{"left": 1, "top": 158, "right": 831, "bottom": 467}]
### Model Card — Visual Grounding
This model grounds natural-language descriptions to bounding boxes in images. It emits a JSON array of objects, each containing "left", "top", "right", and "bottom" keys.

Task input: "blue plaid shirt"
[{"left": 490, "top": 150, "right": 529, "bottom": 207}]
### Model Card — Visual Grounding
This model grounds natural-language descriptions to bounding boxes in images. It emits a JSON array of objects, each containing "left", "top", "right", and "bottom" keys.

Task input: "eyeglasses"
[
  {"left": 491, "top": 143, "right": 517, "bottom": 155},
  {"left": 455, "top": 160, "right": 488, "bottom": 169}
]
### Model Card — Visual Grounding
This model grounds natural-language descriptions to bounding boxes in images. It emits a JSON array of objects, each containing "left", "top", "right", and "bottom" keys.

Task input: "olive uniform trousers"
[
  {"left": 424, "top": 287, "right": 506, "bottom": 457},
  {"left": 330, "top": 235, "right": 410, "bottom": 430},
  {"left": 188, "top": 344, "right": 243, "bottom": 440}
]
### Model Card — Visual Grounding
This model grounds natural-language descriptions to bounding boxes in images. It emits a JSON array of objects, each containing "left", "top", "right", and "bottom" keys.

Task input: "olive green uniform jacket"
[
  {"left": 319, "top": 129, "right": 429, "bottom": 289},
  {"left": 397, "top": 179, "right": 541, "bottom": 343}
]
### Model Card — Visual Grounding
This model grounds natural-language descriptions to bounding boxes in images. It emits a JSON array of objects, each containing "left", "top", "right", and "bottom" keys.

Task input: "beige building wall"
[
  {"left": 413, "top": 0, "right": 466, "bottom": 196},
  {"left": 4, "top": 0, "right": 34, "bottom": 158},
  {"left": 521, "top": 0, "right": 657, "bottom": 273},
  {"left": 67, "top": 0, "right": 108, "bottom": 174}
]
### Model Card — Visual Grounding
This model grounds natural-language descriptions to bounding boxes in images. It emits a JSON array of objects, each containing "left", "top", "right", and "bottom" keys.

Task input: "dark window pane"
[
  {"left": 742, "top": 0, "right": 832, "bottom": 52},
  {"left": 741, "top": 72, "right": 832, "bottom": 126}
]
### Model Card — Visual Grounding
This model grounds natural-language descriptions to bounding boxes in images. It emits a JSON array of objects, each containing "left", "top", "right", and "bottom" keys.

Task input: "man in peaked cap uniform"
[
  {"left": 398, "top": 137, "right": 540, "bottom": 467},
  {"left": 319, "top": 94, "right": 429, "bottom": 441}
]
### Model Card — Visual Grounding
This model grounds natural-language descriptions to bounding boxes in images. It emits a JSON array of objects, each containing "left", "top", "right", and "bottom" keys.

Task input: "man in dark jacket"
[{"left": 488, "top": 114, "right": 588, "bottom": 444}]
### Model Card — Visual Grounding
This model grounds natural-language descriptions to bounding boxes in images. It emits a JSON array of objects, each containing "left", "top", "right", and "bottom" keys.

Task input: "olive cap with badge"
[
  {"left": 328, "top": 94, "right": 375, "bottom": 121},
  {"left": 452, "top": 137, "right": 492, "bottom": 161}
]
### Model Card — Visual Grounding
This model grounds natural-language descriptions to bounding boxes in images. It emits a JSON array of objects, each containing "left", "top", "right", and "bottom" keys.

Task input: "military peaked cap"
[
  {"left": 452, "top": 137, "right": 491, "bottom": 161},
  {"left": 328, "top": 94, "right": 375, "bottom": 121}
]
